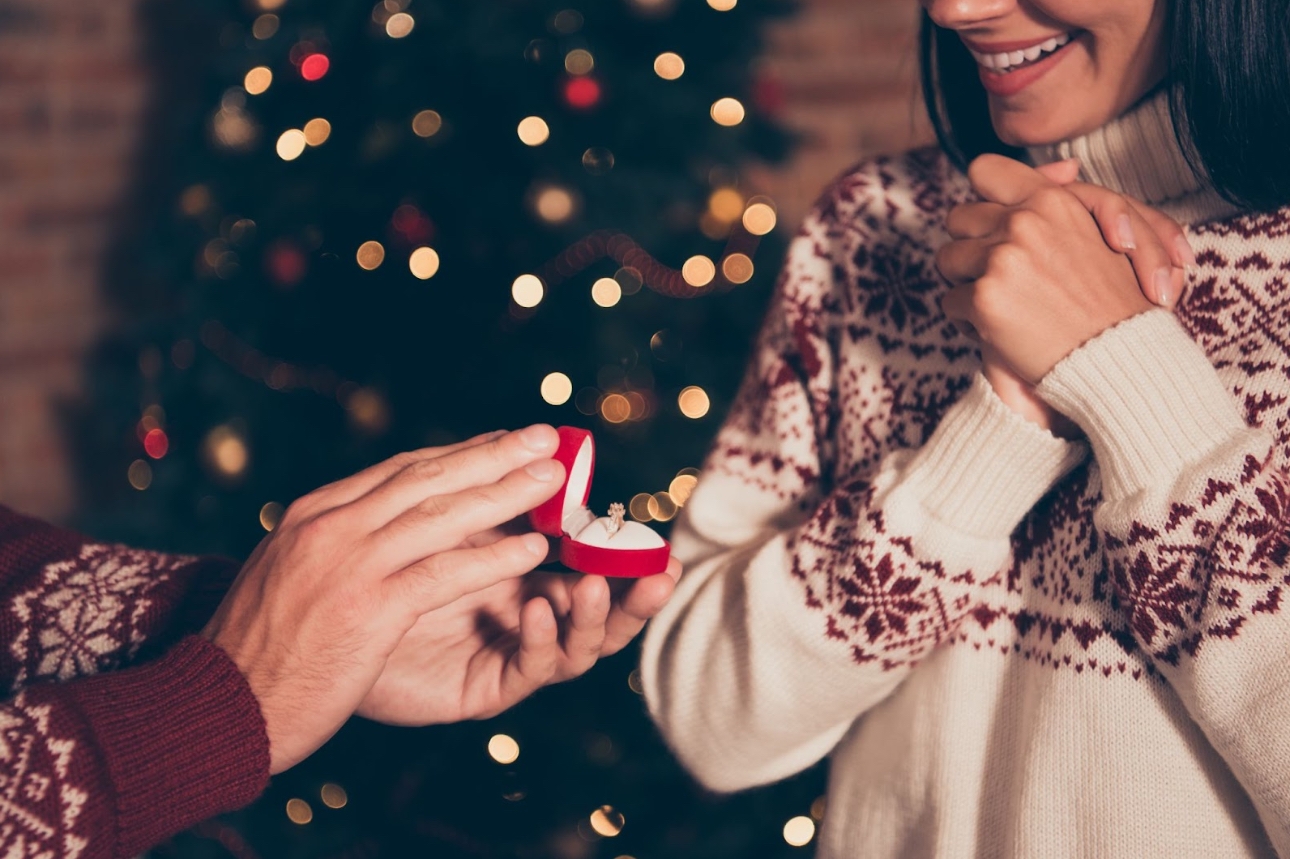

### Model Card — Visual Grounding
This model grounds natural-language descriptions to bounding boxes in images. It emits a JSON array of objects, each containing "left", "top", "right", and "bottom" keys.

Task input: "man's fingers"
[
  {"left": 384, "top": 532, "right": 548, "bottom": 615},
  {"left": 284, "top": 430, "right": 507, "bottom": 522},
  {"left": 945, "top": 201, "right": 1006, "bottom": 240},
  {"left": 351, "top": 425, "right": 560, "bottom": 529},
  {"left": 496, "top": 597, "right": 561, "bottom": 706},
  {"left": 968, "top": 153, "right": 1054, "bottom": 206},
  {"left": 367, "top": 459, "right": 566, "bottom": 572},
  {"left": 600, "top": 561, "right": 680, "bottom": 657},
  {"left": 555, "top": 575, "right": 610, "bottom": 680}
]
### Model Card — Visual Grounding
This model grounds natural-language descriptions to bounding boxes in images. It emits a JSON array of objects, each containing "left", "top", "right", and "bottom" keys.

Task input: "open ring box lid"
[{"left": 528, "top": 426, "right": 671, "bottom": 578}]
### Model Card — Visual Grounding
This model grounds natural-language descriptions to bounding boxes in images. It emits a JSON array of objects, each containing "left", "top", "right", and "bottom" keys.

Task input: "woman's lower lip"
[{"left": 976, "top": 35, "right": 1078, "bottom": 97}]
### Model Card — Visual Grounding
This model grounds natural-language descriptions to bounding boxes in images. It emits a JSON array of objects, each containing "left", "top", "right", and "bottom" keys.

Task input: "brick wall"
[
  {"left": 752, "top": 0, "right": 932, "bottom": 231},
  {"left": 0, "top": 0, "right": 928, "bottom": 522},
  {"left": 0, "top": 0, "right": 148, "bottom": 520}
]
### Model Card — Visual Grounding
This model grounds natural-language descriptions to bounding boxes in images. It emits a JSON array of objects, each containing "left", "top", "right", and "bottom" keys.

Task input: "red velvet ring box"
[{"left": 528, "top": 426, "right": 671, "bottom": 578}]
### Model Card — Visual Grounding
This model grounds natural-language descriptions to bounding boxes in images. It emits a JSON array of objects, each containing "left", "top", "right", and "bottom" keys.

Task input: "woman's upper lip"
[{"left": 959, "top": 34, "right": 1072, "bottom": 53}]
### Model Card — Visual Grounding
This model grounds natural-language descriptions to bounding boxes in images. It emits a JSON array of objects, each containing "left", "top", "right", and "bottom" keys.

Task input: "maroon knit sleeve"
[
  {"left": 0, "top": 506, "right": 240, "bottom": 691},
  {"left": 0, "top": 635, "right": 269, "bottom": 857}
]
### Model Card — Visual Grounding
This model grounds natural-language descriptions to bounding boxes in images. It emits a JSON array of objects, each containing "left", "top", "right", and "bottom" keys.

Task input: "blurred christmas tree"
[{"left": 71, "top": 0, "right": 829, "bottom": 855}]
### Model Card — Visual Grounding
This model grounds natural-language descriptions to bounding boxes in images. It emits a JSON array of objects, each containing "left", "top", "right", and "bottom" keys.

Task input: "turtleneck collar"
[{"left": 1026, "top": 88, "right": 1238, "bottom": 226}]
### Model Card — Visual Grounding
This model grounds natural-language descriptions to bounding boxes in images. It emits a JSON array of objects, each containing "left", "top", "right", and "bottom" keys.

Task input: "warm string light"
[
  {"left": 783, "top": 815, "right": 816, "bottom": 846},
  {"left": 536, "top": 225, "right": 770, "bottom": 300},
  {"left": 488, "top": 734, "right": 521, "bottom": 764}
]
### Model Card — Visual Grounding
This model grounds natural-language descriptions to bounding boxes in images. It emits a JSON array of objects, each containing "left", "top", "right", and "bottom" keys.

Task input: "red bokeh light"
[
  {"left": 390, "top": 204, "right": 435, "bottom": 245},
  {"left": 265, "top": 241, "right": 308, "bottom": 288},
  {"left": 143, "top": 428, "right": 169, "bottom": 459},
  {"left": 300, "top": 54, "right": 330, "bottom": 81},
  {"left": 562, "top": 76, "right": 601, "bottom": 110}
]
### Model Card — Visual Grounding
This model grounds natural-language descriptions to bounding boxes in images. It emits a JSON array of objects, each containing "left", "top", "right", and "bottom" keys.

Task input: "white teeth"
[{"left": 968, "top": 33, "right": 1073, "bottom": 73}]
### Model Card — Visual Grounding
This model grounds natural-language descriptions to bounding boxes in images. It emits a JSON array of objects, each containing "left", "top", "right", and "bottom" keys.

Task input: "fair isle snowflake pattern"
[
  {"left": 9, "top": 544, "right": 195, "bottom": 691},
  {"left": 0, "top": 693, "right": 87, "bottom": 859},
  {"left": 714, "top": 147, "right": 1290, "bottom": 680}
]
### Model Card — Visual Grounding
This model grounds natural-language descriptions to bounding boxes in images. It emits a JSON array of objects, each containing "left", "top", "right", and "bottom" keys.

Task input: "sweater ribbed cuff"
[
  {"left": 1035, "top": 309, "right": 1251, "bottom": 501},
  {"left": 64, "top": 635, "right": 270, "bottom": 856},
  {"left": 893, "top": 373, "right": 1089, "bottom": 538}
]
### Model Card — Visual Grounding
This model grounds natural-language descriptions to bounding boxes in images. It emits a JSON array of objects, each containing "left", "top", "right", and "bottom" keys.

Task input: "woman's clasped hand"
[
  {"left": 936, "top": 154, "right": 1198, "bottom": 385},
  {"left": 203, "top": 424, "right": 681, "bottom": 774}
]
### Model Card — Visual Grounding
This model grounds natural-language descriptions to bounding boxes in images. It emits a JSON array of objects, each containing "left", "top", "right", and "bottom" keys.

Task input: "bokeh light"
[
  {"left": 541, "top": 372, "right": 573, "bottom": 406},
  {"left": 300, "top": 53, "right": 330, "bottom": 81},
  {"left": 600, "top": 394, "right": 631, "bottom": 424},
  {"left": 204, "top": 425, "right": 249, "bottom": 479},
  {"left": 412, "top": 109, "right": 443, "bottom": 137},
  {"left": 143, "top": 428, "right": 169, "bottom": 459},
  {"left": 275, "top": 129, "right": 307, "bottom": 161},
  {"left": 252, "top": 14, "right": 279, "bottom": 39},
  {"left": 708, "top": 187, "right": 745, "bottom": 223},
  {"left": 682, "top": 256, "right": 715, "bottom": 287},
  {"left": 678, "top": 386, "right": 711, "bottom": 418},
  {"left": 409, "top": 247, "right": 440, "bottom": 279},
  {"left": 517, "top": 116, "right": 550, "bottom": 146},
  {"left": 345, "top": 387, "right": 391, "bottom": 435},
  {"left": 303, "top": 118, "right": 331, "bottom": 146},
  {"left": 320, "top": 784, "right": 348, "bottom": 809},
  {"left": 385, "top": 11, "right": 414, "bottom": 37},
  {"left": 534, "top": 186, "right": 575, "bottom": 223},
  {"left": 512, "top": 274, "right": 545, "bottom": 308},
  {"left": 259, "top": 502, "right": 284, "bottom": 532},
  {"left": 582, "top": 146, "right": 614, "bottom": 174},
  {"left": 589, "top": 805, "right": 625, "bottom": 837},
  {"left": 709, "top": 0, "right": 737, "bottom": 8},
  {"left": 128, "top": 460, "right": 152, "bottom": 491},
  {"left": 564, "top": 49, "right": 594, "bottom": 75},
  {"left": 356, "top": 241, "right": 386, "bottom": 270},
  {"left": 648, "top": 491, "right": 678, "bottom": 522},
  {"left": 591, "top": 278, "right": 622, "bottom": 307},
  {"left": 722, "top": 253, "right": 754, "bottom": 284},
  {"left": 669, "top": 473, "right": 699, "bottom": 505},
  {"left": 244, "top": 66, "right": 272, "bottom": 95},
  {"left": 783, "top": 816, "right": 816, "bottom": 846},
  {"left": 743, "top": 199, "right": 778, "bottom": 235},
  {"left": 710, "top": 97, "right": 746, "bottom": 126},
  {"left": 488, "top": 734, "right": 521, "bottom": 764},
  {"left": 654, "top": 52, "right": 685, "bottom": 79},
  {"left": 286, "top": 798, "right": 313, "bottom": 825},
  {"left": 629, "top": 493, "right": 654, "bottom": 522}
]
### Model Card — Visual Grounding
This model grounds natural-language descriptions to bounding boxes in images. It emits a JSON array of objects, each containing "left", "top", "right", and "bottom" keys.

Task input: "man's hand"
[
  {"left": 356, "top": 555, "right": 682, "bottom": 725},
  {"left": 203, "top": 425, "right": 567, "bottom": 774}
]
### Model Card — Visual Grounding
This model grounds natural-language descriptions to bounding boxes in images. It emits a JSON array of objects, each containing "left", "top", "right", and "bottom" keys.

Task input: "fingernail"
[
  {"left": 1153, "top": 268, "right": 1171, "bottom": 306},
  {"left": 1117, "top": 214, "right": 1136, "bottom": 250},
  {"left": 1174, "top": 235, "right": 1199, "bottom": 267},
  {"left": 525, "top": 459, "right": 560, "bottom": 481},
  {"left": 523, "top": 533, "right": 548, "bottom": 557},
  {"left": 517, "top": 424, "right": 556, "bottom": 452}
]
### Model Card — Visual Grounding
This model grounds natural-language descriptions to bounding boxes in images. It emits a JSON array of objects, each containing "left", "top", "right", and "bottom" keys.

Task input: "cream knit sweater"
[{"left": 640, "top": 90, "right": 1290, "bottom": 858}]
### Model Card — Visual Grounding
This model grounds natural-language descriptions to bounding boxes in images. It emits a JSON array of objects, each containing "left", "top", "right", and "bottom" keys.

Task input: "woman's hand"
[
  {"left": 203, "top": 425, "right": 568, "bottom": 774},
  {"left": 933, "top": 152, "right": 1191, "bottom": 381},
  {"left": 356, "top": 554, "right": 682, "bottom": 726}
]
